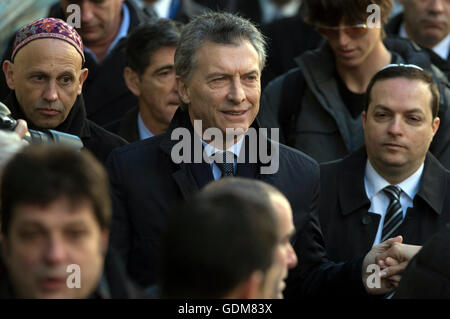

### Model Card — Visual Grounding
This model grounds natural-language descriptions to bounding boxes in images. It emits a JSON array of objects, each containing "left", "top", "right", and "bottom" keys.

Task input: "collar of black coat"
[
  {"left": 5, "top": 92, "right": 91, "bottom": 139},
  {"left": 337, "top": 147, "right": 447, "bottom": 216},
  {"left": 158, "top": 107, "right": 276, "bottom": 167}
]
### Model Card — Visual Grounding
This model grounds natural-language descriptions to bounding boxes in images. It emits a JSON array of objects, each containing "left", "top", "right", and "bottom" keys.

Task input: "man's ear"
[
  {"left": 3, "top": 60, "right": 15, "bottom": 90},
  {"left": 124, "top": 67, "right": 141, "bottom": 97},
  {"left": 362, "top": 111, "right": 367, "bottom": 129},
  {"left": 77, "top": 68, "right": 89, "bottom": 95},
  {"left": 100, "top": 230, "right": 109, "bottom": 257},
  {"left": 177, "top": 76, "right": 190, "bottom": 105}
]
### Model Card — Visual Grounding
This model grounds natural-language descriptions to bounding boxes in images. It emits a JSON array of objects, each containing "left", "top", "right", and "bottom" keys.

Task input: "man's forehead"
[
  {"left": 12, "top": 200, "right": 96, "bottom": 226},
  {"left": 14, "top": 39, "right": 83, "bottom": 69}
]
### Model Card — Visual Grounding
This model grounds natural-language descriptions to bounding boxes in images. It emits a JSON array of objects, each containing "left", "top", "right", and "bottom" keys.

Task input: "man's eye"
[
  {"left": 66, "top": 230, "right": 87, "bottom": 240},
  {"left": 32, "top": 75, "right": 44, "bottom": 81},
  {"left": 19, "top": 230, "right": 40, "bottom": 241},
  {"left": 60, "top": 76, "right": 73, "bottom": 84}
]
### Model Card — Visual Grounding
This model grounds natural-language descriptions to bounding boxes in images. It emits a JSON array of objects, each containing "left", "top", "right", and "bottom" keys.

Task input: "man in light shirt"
[{"left": 386, "top": 0, "right": 450, "bottom": 61}]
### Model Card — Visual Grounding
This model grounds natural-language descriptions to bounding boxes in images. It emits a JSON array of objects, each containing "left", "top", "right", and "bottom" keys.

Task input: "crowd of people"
[{"left": 0, "top": 0, "right": 449, "bottom": 300}]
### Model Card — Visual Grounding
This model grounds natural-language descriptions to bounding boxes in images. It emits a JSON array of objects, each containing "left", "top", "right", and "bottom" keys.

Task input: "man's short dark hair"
[
  {"left": 159, "top": 182, "right": 278, "bottom": 298},
  {"left": 365, "top": 65, "right": 440, "bottom": 119},
  {"left": 302, "top": 0, "right": 393, "bottom": 27},
  {"left": 125, "top": 18, "right": 183, "bottom": 76},
  {"left": 0, "top": 145, "right": 111, "bottom": 235}
]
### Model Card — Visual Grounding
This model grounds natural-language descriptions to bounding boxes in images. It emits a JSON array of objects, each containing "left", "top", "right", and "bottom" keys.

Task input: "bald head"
[{"left": 3, "top": 38, "right": 88, "bottom": 129}]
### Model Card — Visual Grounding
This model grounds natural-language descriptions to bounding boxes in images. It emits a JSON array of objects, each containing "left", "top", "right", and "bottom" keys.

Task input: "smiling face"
[
  {"left": 363, "top": 77, "right": 440, "bottom": 181},
  {"left": 177, "top": 40, "right": 261, "bottom": 143},
  {"left": 3, "top": 39, "right": 88, "bottom": 129},
  {"left": 400, "top": 0, "right": 450, "bottom": 48},
  {"left": 2, "top": 198, "right": 108, "bottom": 299}
]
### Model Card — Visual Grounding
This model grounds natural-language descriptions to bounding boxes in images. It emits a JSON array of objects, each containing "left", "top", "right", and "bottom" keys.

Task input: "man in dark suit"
[
  {"left": 106, "top": 11, "right": 319, "bottom": 288},
  {"left": 107, "top": 19, "right": 182, "bottom": 141},
  {"left": 314, "top": 64, "right": 450, "bottom": 294},
  {"left": 386, "top": 0, "right": 450, "bottom": 62}
]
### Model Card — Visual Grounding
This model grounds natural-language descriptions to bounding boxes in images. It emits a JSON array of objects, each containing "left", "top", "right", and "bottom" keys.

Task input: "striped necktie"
[{"left": 381, "top": 185, "right": 403, "bottom": 242}]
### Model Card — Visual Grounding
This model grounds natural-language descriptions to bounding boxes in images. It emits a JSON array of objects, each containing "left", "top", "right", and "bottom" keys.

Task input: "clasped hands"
[{"left": 362, "top": 236, "right": 422, "bottom": 294}]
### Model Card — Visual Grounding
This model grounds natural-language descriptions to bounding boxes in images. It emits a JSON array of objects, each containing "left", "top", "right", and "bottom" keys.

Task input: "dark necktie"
[
  {"left": 214, "top": 151, "right": 235, "bottom": 177},
  {"left": 381, "top": 185, "right": 403, "bottom": 242}
]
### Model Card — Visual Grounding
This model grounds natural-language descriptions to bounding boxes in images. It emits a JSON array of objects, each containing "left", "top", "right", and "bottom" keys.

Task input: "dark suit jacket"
[
  {"left": 106, "top": 108, "right": 320, "bottom": 287},
  {"left": 319, "top": 147, "right": 450, "bottom": 262},
  {"left": 285, "top": 147, "right": 450, "bottom": 298},
  {"left": 106, "top": 106, "right": 140, "bottom": 143},
  {"left": 394, "top": 224, "right": 450, "bottom": 299}
]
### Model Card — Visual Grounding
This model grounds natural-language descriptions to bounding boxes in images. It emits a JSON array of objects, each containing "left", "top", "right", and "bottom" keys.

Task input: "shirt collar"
[
  {"left": 84, "top": 3, "right": 130, "bottom": 62},
  {"left": 202, "top": 135, "right": 245, "bottom": 158},
  {"left": 137, "top": 112, "right": 154, "bottom": 140},
  {"left": 365, "top": 159, "right": 424, "bottom": 201},
  {"left": 400, "top": 23, "right": 450, "bottom": 60}
]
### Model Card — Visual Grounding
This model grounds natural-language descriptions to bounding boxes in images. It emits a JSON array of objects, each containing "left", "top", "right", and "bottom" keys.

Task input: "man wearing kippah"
[{"left": 2, "top": 18, "right": 127, "bottom": 165}]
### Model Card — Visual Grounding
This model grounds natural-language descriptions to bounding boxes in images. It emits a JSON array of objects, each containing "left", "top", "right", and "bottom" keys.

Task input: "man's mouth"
[{"left": 37, "top": 109, "right": 61, "bottom": 116}]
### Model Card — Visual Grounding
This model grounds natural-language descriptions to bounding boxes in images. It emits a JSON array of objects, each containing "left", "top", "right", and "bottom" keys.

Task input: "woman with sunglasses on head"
[{"left": 258, "top": 0, "right": 450, "bottom": 169}]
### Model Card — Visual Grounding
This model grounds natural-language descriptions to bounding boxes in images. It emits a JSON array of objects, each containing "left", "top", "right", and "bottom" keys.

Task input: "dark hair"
[
  {"left": 0, "top": 145, "right": 111, "bottom": 235},
  {"left": 302, "top": 0, "right": 393, "bottom": 32},
  {"left": 365, "top": 65, "right": 440, "bottom": 119},
  {"left": 159, "top": 183, "right": 278, "bottom": 298},
  {"left": 125, "top": 19, "right": 183, "bottom": 76},
  {"left": 175, "top": 11, "right": 267, "bottom": 83}
]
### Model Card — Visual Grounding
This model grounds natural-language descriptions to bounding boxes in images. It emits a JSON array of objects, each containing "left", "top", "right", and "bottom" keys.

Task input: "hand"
[
  {"left": 14, "top": 119, "right": 28, "bottom": 139},
  {"left": 376, "top": 242, "right": 422, "bottom": 281},
  {"left": 362, "top": 236, "right": 403, "bottom": 294}
]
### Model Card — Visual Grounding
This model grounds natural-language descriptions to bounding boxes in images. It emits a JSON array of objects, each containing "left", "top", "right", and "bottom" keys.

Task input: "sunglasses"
[{"left": 316, "top": 24, "right": 369, "bottom": 39}]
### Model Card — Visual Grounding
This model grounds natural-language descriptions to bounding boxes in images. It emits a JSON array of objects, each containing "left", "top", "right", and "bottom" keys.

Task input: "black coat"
[
  {"left": 0, "top": 0, "right": 149, "bottom": 128},
  {"left": 261, "top": 14, "right": 322, "bottom": 88},
  {"left": 319, "top": 147, "right": 450, "bottom": 262},
  {"left": 394, "top": 224, "right": 450, "bottom": 299},
  {"left": 5, "top": 93, "right": 127, "bottom": 165},
  {"left": 106, "top": 108, "right": 320, "bottom": 287},
  {"left": 105, "top": 106, "right": 140, "bottom": 143}
]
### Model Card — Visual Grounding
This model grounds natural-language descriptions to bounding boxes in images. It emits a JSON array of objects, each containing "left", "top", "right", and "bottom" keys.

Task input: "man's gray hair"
[{"left": 174, "top": 11, "right": 267, "bottom": 82}]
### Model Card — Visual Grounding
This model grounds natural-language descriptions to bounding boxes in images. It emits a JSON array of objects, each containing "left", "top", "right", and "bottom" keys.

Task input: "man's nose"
[
  {"left": 43, "top": 81, "right": 58, "bottom": 102},
  {"left": 43, "top": 237, "right": 68, "bottom": 265},
  {"left": 429, "top": 0, "right": 445, "bottom": 13},
  {"left": 287, "top": 243, "right": 298, "bottom": 269},
  {"left": 227, "top": 78, "right": 246, "bottom": 105},
  {"left": 387, "top": 116, "right": 404, "bottom": 136},
  {"left": 80, "top": 0, "right": 95, "bottom": 23}
]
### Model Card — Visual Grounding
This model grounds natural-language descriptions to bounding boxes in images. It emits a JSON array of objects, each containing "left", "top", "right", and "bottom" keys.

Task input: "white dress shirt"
[
  {"left": 400, "top": 23, "right": 450, "bottom": 60},
  {"left": 364, "top": 160, "right": 424, "bottom": 247}
]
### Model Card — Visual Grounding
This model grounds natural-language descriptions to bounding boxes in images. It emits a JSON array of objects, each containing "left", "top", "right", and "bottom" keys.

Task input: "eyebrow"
[
  {"left": 372, "top": 105, "right": 425, "bottom": 114},
  {"left": 153, "top": 64, "right": 174, "bottom": 74}
]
